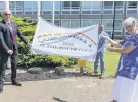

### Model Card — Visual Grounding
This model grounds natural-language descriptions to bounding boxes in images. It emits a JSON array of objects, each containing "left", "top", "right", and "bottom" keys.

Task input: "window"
[
  {"left": 114, "top": 20, "right": 122, "bottom": 30},
  {"left": 91, "top": 19, "right": 101, "bottom": 25},
  {"left": 92, "top": 1, "right": 101, "bottom": 9},
  {"left": 105, "top": 31, "right": 111, "bottom": 35},
  {"left": 127, "top": 10, "right": 137, "bottom": 14},
  {"left": 42, "top": 1, "right": 52, "bottom": 10},
  {"left": 0, "top": 1, "right": 4, "bottom": 10},
  {"left": 16, "top": 1, "right": 23, "bottom": 10},
  {"left": 71, "top": 1, "right": 80, "bottom": 9},
  {"left": 61, "top": 20, "right": 70, "bottom": 28},
  {"left": 81, "top": 20, "right": 91, "bottom": 27},
  {"left": 62, "top": 1, "right": 70, "bottom": 9},
  {"left": 103, "top": 10, "right": 112, "bottom": 14},
  {"left": 127, "top": 1, "right": 137, "bottom": 8},
  {"left": 24, "top": 1, "right": 38, "bottom": 14},
  {"left": 81, "top": 1, "right": 91, "bottom": 9},
  {"left": 71, "top": 20, "right": 80, "bottom": 28},
  {"left": 9, "top": 1, "right": 15, "bottom": 11},
  {"left": 33, "top": 1, "right": 38, "bottom": 11},
  {"left": 55, "top": 1, "right": 61, "bottom": 10},
  {"left": 114, "top": 31, "right": 122, "bottom": 36},
  {"left": 24, "top": 1, "right": 33, "bottom": 10},
  {"left": 54, "top": 20, "right": 60, "bottom": 26},
  {"left": 46, "top": 20, "right": 51, "bottom": 23},
  {"left": 82, "top": 11, "right": 91, "bottom": 14},
  {"left": 104, "top": 1, "right": 113, "bottom": 9},
  {"left": 62, "top": 1, "right": 80, "bottom": 9},
  {"left": 103, "top": 19, "right": 113, "bottom": 30},
  {"left": 115, "top": 10, "right": 123, "bottom": 14},
  {"left": 115, "top": 1, "right": 124, "bottom": 9}
]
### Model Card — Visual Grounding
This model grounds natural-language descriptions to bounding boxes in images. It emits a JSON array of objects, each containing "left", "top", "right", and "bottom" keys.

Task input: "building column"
[{"left": 5, "top": 1, "right": 9, "bottom": 9}]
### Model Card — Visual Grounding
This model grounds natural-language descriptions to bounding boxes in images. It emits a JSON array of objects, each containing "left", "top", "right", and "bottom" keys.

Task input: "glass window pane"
[
  {"left": 103, "top": 19, "right": 113, "bottom": 30},
  {"left": 103, "top": 10, "right": 112, "bottom": 14},
  {"left": 55, "top": 1, "right": 60, "bottom": 10},
  {"left": 114, "top": 20, "right": 122, "bottom": 30},
  {"left": 115, "top": 1, "right": 123, "bottom": 9},
  {"left": 9, "top": 1, "right": 15, "bottom": 10},
  {"left": 82, "top": 11, "right": 91, "bottom": 14},
  {"left": 127, "top": 10, "right": 137, "bottom": 14},
  {"left": 104, "top": 1, "right": 113, "bottom": 9},
  {"left": 46, "top": 20, "right": 51, "bottom": 23},
  {"left": 105, "top": 31, "right": 111, "bottom": 35},
  {"left": 128, "top": 1, "right": 137, "bottom": 8},
  {"left": 54, "top": 20, "right": 60, "bottom": 26},
  {"left": 82, "top": 1, "right": 91, "bottom": 9},
  {"left": 92, "top": 1, "right": 101, "bottom": 9},
  {"left": 33, "top": 1, "right": 38, "bottom": 10},
  {"left": 71, "top": 20, "right": 80, "bottom": 28},
  {"left": 81, "top": 20, "right": 91, "bottom": 27},
  {"left": 42, "top": 1, "right": 52, "bottom": 10},
  {"left": 115, "top": 10, "right": 123, "bottom": 14},
  {"left": 24, "top": 1, "right": 33, "bottom": 10},
  {"left": 91, "top": 19, "right": 101, "bottom": 25},
  {"left": 114, "top": 31, "right": 122, "bottom": 36},
  {"left": 62, "top": 20, "right": 70, "bottom": 27},
  {"left": 92, "top": 11, "right": 101, "bottom": 14},
  {"left": 72, "top": 1, "right": 80, "bottom": 7},
  {"left": 0, "top": 1, "right": 4, "bottom": 10},
  {"left": 16, "top": 1, "right": 23, "bottom": 10},
  {"left": 62, "top": 1, "right": 70, "bottom": 9}
]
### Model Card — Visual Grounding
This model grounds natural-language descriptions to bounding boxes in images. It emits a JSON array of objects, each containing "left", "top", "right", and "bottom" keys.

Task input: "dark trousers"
[{"left": 0, "top": 45, "right": 18, "bottom": 89}]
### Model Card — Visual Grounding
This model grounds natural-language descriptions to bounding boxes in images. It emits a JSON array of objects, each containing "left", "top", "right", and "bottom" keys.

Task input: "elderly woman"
[{"left": 103, "top": 17, "right": 138, "bottom": 102}]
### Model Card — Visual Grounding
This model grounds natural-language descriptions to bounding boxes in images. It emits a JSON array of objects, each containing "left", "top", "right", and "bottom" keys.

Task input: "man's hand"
[{"left": 7, "top": 50, "right": 13, "bottom": 55}]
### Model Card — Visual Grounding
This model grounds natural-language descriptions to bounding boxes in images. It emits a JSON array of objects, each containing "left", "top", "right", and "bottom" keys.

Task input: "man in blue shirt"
[{"left": 93, "top": 24, "right": 108, "bottom": 78}]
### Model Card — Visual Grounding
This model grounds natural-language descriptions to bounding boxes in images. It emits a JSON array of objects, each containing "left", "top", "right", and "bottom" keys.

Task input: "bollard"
[{"left": 78, "top": 59, "right": 86, "bottom": 73}]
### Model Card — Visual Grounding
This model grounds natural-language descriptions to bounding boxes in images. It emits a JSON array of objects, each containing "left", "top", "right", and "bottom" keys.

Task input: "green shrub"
[{"left": 14, "top": 17, "right": 78, "bottom": 68}]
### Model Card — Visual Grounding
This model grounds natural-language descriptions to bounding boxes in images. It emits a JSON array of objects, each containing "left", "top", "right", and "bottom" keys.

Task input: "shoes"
[
  {"left": 100, "top": 74, "right": 105, "bottom": 79},
  {"left": 12, "top": 81, "right": 22, "bottom": 86},
  {"left": 91, "top": 72, "right": 98, "bottom": 75}
]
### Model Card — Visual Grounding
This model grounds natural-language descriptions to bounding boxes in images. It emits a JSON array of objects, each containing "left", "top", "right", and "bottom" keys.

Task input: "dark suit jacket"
[{"left": 0, "top": 19, "right": 28, "bottom": 55}]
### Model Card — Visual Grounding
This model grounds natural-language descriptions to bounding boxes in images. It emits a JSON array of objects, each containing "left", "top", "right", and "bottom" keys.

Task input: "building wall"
[{"left": 0, "top": 1, "right": 138, "bottom": 38}]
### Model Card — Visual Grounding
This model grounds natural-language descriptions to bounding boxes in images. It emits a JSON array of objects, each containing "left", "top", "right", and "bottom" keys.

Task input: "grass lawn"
[
  {"left": 86, "top": 51, "right": 121, "bottom": 76},
  {"left": 86, "top": 40, "right": 122, "bottom": 76}
]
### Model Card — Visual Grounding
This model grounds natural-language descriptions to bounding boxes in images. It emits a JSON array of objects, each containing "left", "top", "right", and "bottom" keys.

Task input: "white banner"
[{"left": 31, "top": 17, "right": 99, "bottom": 61}]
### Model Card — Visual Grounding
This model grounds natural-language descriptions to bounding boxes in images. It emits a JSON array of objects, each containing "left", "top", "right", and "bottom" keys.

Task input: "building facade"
[{"left": 0, "top": 1, "right": 137, "bottom": 38}]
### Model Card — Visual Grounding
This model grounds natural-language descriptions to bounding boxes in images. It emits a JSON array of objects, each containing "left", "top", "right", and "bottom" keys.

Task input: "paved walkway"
[{"left": 0, "top": 77, "right": 114, "bottom": 102}]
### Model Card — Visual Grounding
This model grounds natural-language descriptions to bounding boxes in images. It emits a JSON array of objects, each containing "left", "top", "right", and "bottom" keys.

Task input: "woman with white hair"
[{"left": 103, "top": 17, "right": 138, "bottom": 102}]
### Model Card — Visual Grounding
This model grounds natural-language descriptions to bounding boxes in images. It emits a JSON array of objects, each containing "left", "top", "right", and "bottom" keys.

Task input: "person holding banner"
[
  {"left": 0, "top": 9, "right": 30, "bottom": 93},
  {"left": 93, "top": 24, "right": 108, "bottom": 78},
  {"left": 103, "top": 17, "right": 138, "bottom": 102}
]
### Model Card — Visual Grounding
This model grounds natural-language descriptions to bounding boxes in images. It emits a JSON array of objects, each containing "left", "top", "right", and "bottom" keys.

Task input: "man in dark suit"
[{"left": 0, "top": 9, "right": 30, "bottom": 92}]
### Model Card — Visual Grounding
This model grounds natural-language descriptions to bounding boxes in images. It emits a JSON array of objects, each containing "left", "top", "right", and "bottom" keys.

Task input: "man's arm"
[
  {"left": 107, "top": 45, "right": 136, "bottom": 54},
  {"left": 0, "top": 25, "right": 9, "bottom": 52},
  {"left": 16, "top": 23, "right": 28, "bottom": 44}
]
